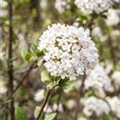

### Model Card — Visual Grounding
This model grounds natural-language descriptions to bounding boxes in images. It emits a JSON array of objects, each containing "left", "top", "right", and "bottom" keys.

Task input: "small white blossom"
[
  {"left": 38, "top": 24, "right": 98, "bottom": 80},
  {"left": 44, "top": 104, "right": 53, "bottom": 113},
  {"left": 53, "top": 103, "right": 63, "bottom": 112},
  {"left": 0, "top": 10, "right": 7, "bottom": 17},
  {"left": 0, "top": 0, "right": 7, "bottom": 8},
  {"left": 0, "top": 80, "right": 7, "bottom": 95},
  {"left": 82, "top": 96, "right": 110, "bottom": 117},
  {"left": 111, "top": 30, "right": 120, "bottom": 37},
  {"left": 55, "top": 0, "right": 71, "bottom": 13},
  {"left": 84, "top": 64, "right": 113, "bottom": 96},
  {"left": 112, "top": 71, "right": 120, "bottom": 90},
  {"left": 40, "top": 0, "right": 47, "bottom": 9},
  {"left": 113, "top": 0, "right": 120, "bottom": 3},
  {"left": 34, "top": 89, "right": 44, "bottom": 102},
  {"left": 92, "top": 27, "right": 108, "bottom": 42},
  {"left": 66, "top": 99, "right": 76, "bottom": 109},
  {"left": 77, "top": 117, "right": 87, "bottom": 120},
  {"left": 106, "top": 9, "right": 120, "bottom": 26},
  {"left": 0, "top": 85, "right": 7, "bottom": 94},
  {"left": 75, "top": 0, "right": 113, "bottom": 14},
  {"left": 92, "top": 27, "right": 102, "bottom": 37},
  {"left": 107, "top": 97, "right": 120, "bottom": 118}
]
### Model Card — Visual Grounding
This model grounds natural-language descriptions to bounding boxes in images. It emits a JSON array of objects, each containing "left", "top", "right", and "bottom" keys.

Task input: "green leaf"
[
  {"left": 21, "top": 48, "right": 32, "bottom": 61},
  {"left": 30, "top": 43, "right": 37, "bottom": 55},
  {"left": 34, "top": 106, "right": 41, "bottom": 119},
  {"left": 101, "top": 114, "right": 115, "bottom": 120},
  {"left": 41, "top": 69, "right": 51, "bottom": 84},
  {"left": 37, "top": 59, "right": 43, "bottom": 67},
  {"left": 59, "top": 79, "right": 76, "bottom": 90},
  {"left": 44, "top": 113, "right": 57, "bottom": 120},
  {"left": 15, "top": 106, "right": 28, "bottom": 120},
  {"left": 0, "top": 59, "right": 4, "bottom": 70},
  {"left": 21, "top": 48, "right": 27, "bottom": 58},
  {"left": 24, "top": 52, "right": 32, "bottom": 61},
  {"left": 0, "top": 113, "right": 5, "bottom": 120}
]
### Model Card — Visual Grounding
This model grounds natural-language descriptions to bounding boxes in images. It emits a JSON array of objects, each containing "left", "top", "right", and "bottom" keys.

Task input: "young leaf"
[
  {"left": 21, "top": 48, "right": 32, "bottom": 61},
  {"left": 34, "top": 106, "right": 41, "bottom": 119},
  {"left": 59, "top": 79, "right": 76, "bottom": 90},
  {"left": 37, "top": 59, "right": 43, "bottom": 67},
  {"left": 15, "top": 106, "right": 28, "bottom": 120},
  {"left": 44, "top": 113, "right": 57, "bottom": 120},
  {"left": 30, "top": 43, "right": 37, "bottom": 55},
  {"left": 24, "top": 52, "right": 32, "bottom": 61},
  {"left": 101, "top": 114, "right": 115, "bottom": 120},
  {"left": 0, "top": 113, "right": 5, "bottom": 120},
  {"left": 41, "top": 69, "right": 51, "bottom": 84}
]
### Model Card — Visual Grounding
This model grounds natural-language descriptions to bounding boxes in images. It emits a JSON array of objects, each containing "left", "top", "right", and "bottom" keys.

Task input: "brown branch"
[
  {"left": 36, "top": 86, "right": 56, "bottom": 120},
  {"left": 74, "top": 74, "right": 86, "bottom": 120},
  {"left": 8, "top": 0, "right": 14, "bottom": 119},
  {"left": 54, "top": 95, "right": 61, "bottom": 120},
  {"left": 0, "top": 60, "right": 37, "bottom": 109},
  {"left": 9, "top": 60, "right": 37, "bottom": 99},
  {"left": 85, "top": 15, "right": 96, "bottom": 30}
]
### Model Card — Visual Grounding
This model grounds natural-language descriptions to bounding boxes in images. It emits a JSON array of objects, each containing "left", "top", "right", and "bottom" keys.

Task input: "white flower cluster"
[
  {"left": 107, "top": 97, "right": 120, "bottom": 118},
  {"left": 82, "top": 96, "right": 110, "bottom": 116},
  {"left": 84, "top": 64, "right": 113, "bottom": 96},
  {"left": 75, "top": 0, "right": 113, "bottom": 14},
  {"left": 55, "top": 0, "right": 71, "bottom": 13},
  {"left": 38, "top": 24, "right": 98, "bottom": 80}
]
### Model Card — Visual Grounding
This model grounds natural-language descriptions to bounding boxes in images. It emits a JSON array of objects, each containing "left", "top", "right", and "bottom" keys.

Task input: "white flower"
[
  {"left": 92, "top": 27, "right": 102, "bottom": 37},
  {"left": 55, "top": 0, "right": 71, "bottom": 13},
  {"left": 111, "top": 30, "right": 120, "bottom": 37},
  {"left": 92, "top": 27, "right": 108, "bottom": 42},
  {"left": 82, "top": 96, "right": 110, "bottom": 117},
  {"left": 84, "top": 64, "right": 113, "bottom": 96},
  {"left": 113, "top": 0, "right": 120, "bottom": 3},
  {"left": 43, "top": 104, "right": 53, "bottom": 113},
  {"left": 0, "top": 85, "right": 7, "bottom": 94},
  {"left": 0, "top": 0, "right": 7, "bottom": 8},
  {"left": 66, "top": 99, "right": 76, "bottom": 109},
  {"left": 40, "top": 0, "right": 47, "bottom": 9},
  {"left": 34, "top": 89, "right": 44, "bottom": 102},
  {"left": 112, "top": 71, "right": 120, "bottom": 90},
  {"left": 106, "top": 9, "right": 120, "bottom": 26},
  {"left": 0, "top": 80, "right": 7, "bottom": 95},
  {"left": 53, "top": 103, "right": 63, "bottom": 112},
  {"left": 107, "top": 97, "right": 120, "bottom": 118},
  {"left": 77, "top": 117, "right": 87, "bottom": 120},
  {"left": 0, "top": 10, "right": 7, "bottom": 17},
  {"left": 75, "top": 0, "right": 113, "bottom": 14},
  {"left": 38, "top": 24, "right": 98, "bottom": 80}
]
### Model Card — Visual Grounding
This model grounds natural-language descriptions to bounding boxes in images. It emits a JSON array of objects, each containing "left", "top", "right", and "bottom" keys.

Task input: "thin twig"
[
  {"left": 0, "top": 60, "right": 37, "bottom": 109},
  {"left": 54, "top": 95, "right": 61, "bottom": 120},
  {"left": 8, "top": 60, "right": 37, "bottom": 99},
  {"left": 36, "top": 86, "right": 56, "bottom": 120},
  {"left": 74, "top": 74, "right": 86, "bottom": 120},
  {"left": 8, "top": 0, "right": 14, "bottom": 119}
]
